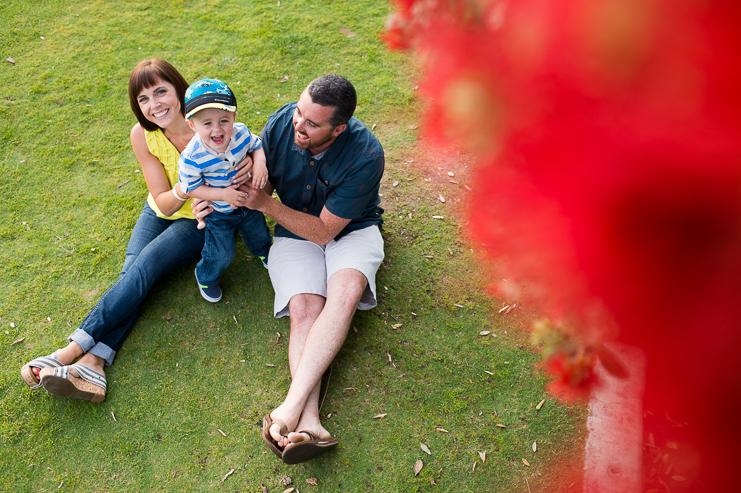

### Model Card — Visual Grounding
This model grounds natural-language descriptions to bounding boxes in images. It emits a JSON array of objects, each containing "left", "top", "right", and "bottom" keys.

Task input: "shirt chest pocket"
[{"left": 314, "top": 175, "right": 333, "bottom": 203}]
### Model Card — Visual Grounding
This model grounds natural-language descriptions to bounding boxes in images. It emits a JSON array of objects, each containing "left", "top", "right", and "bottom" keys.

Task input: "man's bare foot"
[
  {"left": 269, "top": 403, "right": 304, "bottom": 448},
  {"left": 285, "top": 421, "right": 332, "bottom": 449}
]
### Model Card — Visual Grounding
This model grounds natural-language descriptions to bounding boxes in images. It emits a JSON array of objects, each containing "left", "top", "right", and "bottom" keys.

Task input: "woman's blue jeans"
[{"left": 67, "top": 203, "right": 205, "bottom": 365}]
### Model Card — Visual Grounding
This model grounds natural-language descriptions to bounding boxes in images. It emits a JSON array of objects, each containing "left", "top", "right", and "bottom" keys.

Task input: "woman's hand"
[
  {"left": 232, "top": 154, "right": 254, "bottom": 187},
  {"left": 191, "top": 198, "right": 214, "bottom": 230}
]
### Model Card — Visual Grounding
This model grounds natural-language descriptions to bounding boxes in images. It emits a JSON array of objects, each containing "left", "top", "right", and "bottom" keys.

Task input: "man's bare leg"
[{"left": 270, "top": 268, "right": 368, "bottom": 448}]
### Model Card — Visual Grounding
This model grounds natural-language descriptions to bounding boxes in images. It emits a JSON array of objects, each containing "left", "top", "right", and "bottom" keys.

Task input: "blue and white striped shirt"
[{"left": 178, "top": 122, "right": 262, "bottom": 212}]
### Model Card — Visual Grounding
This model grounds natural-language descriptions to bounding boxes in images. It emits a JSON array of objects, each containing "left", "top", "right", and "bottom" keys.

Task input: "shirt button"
[
  {"left": 324, "top": 180, "right": 328, "bottom": 185},
  {"left": 303, "top": 207, "right": 307, "bottom": 212},
  {"left": 306, "top": 185, "right": 311, "bottom": 189},
  {"left": 310, "top": 161, "right": 315, "bottom": 166}
]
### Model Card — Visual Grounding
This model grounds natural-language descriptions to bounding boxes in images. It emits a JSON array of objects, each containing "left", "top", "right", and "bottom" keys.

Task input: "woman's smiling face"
[{"left": 137, "top": 78, "right": 180, "bottom": 128}]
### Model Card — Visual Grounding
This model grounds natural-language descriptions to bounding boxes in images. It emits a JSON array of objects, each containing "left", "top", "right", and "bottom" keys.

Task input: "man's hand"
[
  {"left": 240, "top": 183, "right": 270, "bottom": 212},
  {"left": 191, "top": 198, "right": 214, "bottom": 230}
]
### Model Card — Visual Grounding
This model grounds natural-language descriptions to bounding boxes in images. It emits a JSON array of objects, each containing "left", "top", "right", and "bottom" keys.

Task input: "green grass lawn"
[{"left": 0, "top": 0, "right": 586, "bottom": 491}]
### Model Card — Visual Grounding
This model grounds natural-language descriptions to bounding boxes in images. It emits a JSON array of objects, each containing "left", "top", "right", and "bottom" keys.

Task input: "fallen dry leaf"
[
  {"left": 165, "top": 315, "right": 174, "bottom": 320},
  {"left": 266, "top": 363, "right": 275, "bottom": 367},
  {"left": 472, "top": 461, "right": 477, "bottom": 472},
  {"left": 420, "top": 442, "right": 431, "bottom": 455},
  {"left": 432, "top": 215, "right": 444, "bottom": 219},
  {"left": 392, "top": 323, "right": 402, "bottom": 329},
  {"left": 438, "top": 194, "right": 446, "bottom": 203},
  {"left": 448, "top": 171, "right": 455, "bottom": 177},
  {"left": 282, "top": 488, "right": 295, "bottom": 493},
  {"left": 479, "top": 330, "right": 491, "bottom": 336},
  {"left": 10, "top": 337, "right": 25, "bottom": 345},
  {"left": 218, "top": 429, "right": 227, "bottom": 437},
  {"left": 221, "top": 468, "right": 235, "bottom": 483},
  {"left": 479, "top": 451, "right": 486, "bottom": 462},
  {"left": 536, "top": 399, "right": 546, "bottom": 410},
  {"left": 306, "top": 477, "right": 318, "bottom": 486},
  {"left": 339, "top": 27, "right": 357, "bottom": 37},
  {"left": 532, "top": 441, "right": 537, "bottom": 452},
  {"left": 278, "top": 75, "right": 289, "bottom": 83},
  {"left": 371, "top": 123, "right": 377, "bottom": 131},
  {"left": 496, "top": 424, "right": 507, "bottom": 428},
  {"left": 484, "top": 370, "right": 494, "bottom": 375},
  {"left": 414, "top": 459, "right": 423, "bottom": 476},
  {"left": 410, "top": 125, "right": 418, "bottom": 130},
  {"left": 522, "top": 458, "right": 531, "bottom": 467},
  {"left": 6, "top": 57, "right": 15, "bottom": 64},
  {"left": 111, "top": 411, "right": 117, "bottom": 422},
  {"left": 464, "top": 184, "right": 472, "bottom": 191},
  {"left": 498, "top": 305, "right": 510, "bottom": 313},
  {"left": 280, "top": 475, "right": 293, "bottom": 485},
  {"left": 373, "top": 413, "right": 387, "bottom": 419},
  {"left": 436, "top": 427, "right": 449, "bottom": 433},
  {"left": 261, "top": 486, "right": 268, "bottom": 493}
]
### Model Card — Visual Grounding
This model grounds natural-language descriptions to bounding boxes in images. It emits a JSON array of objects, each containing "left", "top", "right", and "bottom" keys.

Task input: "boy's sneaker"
[
  {"left": 195, "top": 269, "right": 222, "bottom": 302},
  {"left": 259, "top": 256, "right": 268, "bottom": 269}
]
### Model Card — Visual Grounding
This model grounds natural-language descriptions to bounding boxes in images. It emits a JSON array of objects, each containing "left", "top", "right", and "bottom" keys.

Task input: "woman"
[{"left": 20, "top": 59, "right": 249, "bottom": 402}]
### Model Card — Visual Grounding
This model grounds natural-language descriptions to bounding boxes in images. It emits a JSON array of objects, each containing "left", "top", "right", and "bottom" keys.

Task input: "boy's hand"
[
  {"left": 222, "top": 185, "right": 250, "bottom": 210},
  {"left": 251, "top": 167, "right": 269, "bottom": 190}
]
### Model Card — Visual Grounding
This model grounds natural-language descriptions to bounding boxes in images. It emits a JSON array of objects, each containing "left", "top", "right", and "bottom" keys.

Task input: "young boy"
[{"left": 176, "top": 78, "right": 271, "bottom": 302}]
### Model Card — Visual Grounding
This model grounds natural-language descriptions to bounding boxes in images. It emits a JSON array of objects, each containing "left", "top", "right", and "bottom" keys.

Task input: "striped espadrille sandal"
[
  {"left": 39, "top": 363, "right": 107, "bottom": 403},
  {"left": 20, "top": 352, "right": 65, "bottom": 390}
]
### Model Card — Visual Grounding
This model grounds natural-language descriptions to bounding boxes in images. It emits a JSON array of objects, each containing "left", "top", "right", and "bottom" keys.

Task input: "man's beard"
[{"left": 294, "top": 127, "right": 334, "bottom": 151}]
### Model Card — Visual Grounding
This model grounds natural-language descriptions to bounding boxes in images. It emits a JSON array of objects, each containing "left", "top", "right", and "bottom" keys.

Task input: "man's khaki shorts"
[{"left": 267, "top": 225, "right": 384, "bottom": 318}]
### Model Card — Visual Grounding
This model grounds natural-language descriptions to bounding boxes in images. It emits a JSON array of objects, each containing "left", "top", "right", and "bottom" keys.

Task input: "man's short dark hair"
[{"left": 307, "top": 75, "right": 357, "bottom": 128}]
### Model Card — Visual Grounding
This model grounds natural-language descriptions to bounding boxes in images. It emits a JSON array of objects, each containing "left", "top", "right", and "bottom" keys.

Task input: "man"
[{"left": 199, "top": 75, "right": 384, "bottom": 464}]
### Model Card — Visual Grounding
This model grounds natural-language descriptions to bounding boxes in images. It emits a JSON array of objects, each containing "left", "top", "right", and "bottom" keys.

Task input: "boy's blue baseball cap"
[{"left": 185, "top": 78, "right": 237, "bottom": 119}]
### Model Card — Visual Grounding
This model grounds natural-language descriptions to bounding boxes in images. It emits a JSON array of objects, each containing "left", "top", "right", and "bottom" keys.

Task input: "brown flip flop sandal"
[
  {"left": 262, "top": 415, "right": 288, "bottom": 460},
  {"left": 281, "top": 430, "right": 338, "bottom": 465}
]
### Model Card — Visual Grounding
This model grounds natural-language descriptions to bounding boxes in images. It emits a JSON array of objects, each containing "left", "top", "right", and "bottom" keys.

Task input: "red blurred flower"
[{"left": 387, "top": 0, "right": 741, "bottom": 488}]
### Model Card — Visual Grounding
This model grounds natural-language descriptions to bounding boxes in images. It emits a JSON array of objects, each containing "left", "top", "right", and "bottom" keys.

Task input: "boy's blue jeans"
[
  {"left": 195, "top": 207, "right": 272, "bottom": 287},
  {"left": 68, "top": 203, "right": 205, "bottom": 365}
]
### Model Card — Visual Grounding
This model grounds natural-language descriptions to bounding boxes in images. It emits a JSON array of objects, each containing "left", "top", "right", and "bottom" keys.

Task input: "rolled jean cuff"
[
  {"left": 68, "top": 329, "right": 116, "bottom": 366},
  {"left": 88, "top": 343, "right": 116, "bottom": 367},
  {"left": 68, "top": 328, "right": 96, "bottom": 353}
]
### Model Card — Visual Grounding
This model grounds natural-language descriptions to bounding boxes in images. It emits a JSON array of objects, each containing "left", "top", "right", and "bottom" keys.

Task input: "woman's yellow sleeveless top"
[{"left": 144, "top": 128, "right": 194, "bottom": 220}]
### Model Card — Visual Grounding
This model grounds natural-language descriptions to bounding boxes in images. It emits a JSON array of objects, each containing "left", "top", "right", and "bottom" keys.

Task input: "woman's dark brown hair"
[{"left": 128, "top": 58, "right": 189, "bottom": 131}]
